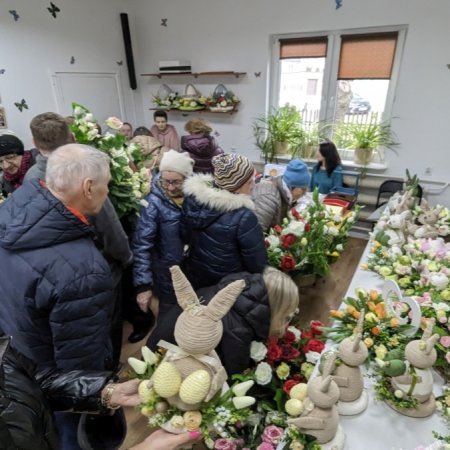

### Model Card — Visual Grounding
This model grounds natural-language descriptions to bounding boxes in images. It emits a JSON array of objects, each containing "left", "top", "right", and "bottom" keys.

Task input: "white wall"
[
  {"left": 131, "top": 0, "right": 450, "bottom": 204},
  {"left": 0, "top": 0, "right": 142, "bottom": 146},
  {"left": 1, "top": 0, "right": 449, "bottom": 204}
]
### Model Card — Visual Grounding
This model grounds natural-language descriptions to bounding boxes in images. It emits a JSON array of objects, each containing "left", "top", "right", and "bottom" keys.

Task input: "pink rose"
[
  {"left": 262, "top": 425, "right": 284, "bottom": 445},
  {"left": 257, "top": 444, "right": 274, "bottom": 450},
  {"left": 441, "top": 336, "right": 450, "bottom": 348},
  {"left": 214, "top": 439, "right": 237, "bottom": 450}
]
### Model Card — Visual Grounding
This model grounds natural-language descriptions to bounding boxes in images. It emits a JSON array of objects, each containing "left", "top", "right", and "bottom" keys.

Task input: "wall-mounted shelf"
[
  {"left": 141, "top": 71, "right": 246, "bottom": 79},
  {"left": 149, "top": 108, "right": 238, "bottom": 116}
]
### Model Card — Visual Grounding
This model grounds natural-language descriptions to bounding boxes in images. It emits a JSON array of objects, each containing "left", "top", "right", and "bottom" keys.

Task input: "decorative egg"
[
  {"left": 290, "top": 383, "right": 308, "bottom": 401},
  {"left": 153, "top": 362, "right": 182, "bottom": 398},
  {"left": 138, "top": 380, "right": 156, "bottom": 403},
  {"left": 184, "top": 84, "right": 199, "bottom": 98},
  {"left": 285, "top": 398, "right": 304, "bottom": 416},
  {"left": 384, "top": 359, "right": 406, "bottom": 377},
  {"left": 179, "top": 370, "right": 211, "bottom": 405}
]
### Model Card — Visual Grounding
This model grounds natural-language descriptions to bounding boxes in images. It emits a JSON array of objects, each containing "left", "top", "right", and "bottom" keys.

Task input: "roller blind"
[
  {"left": 338, "top": 32, "right": 398, "bottom": 80},
  {"left": 279, "top": 37, "right": 328, "bottom": 59}
]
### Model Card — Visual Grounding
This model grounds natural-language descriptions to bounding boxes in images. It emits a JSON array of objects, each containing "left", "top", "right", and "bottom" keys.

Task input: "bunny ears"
[{"left": 170, "top": 266, "right": 245, "bottom": 322}]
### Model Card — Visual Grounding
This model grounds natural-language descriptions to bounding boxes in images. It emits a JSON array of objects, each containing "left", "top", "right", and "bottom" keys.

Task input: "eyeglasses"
[
  {"left": 0, "top": 154, "right": 19, "bottom": 165},
  {"left": 160, "top": 178, "right": 183, "bottom": 188}
]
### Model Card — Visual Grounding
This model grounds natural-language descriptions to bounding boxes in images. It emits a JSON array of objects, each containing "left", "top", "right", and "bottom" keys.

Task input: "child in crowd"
[
  {"left": 180, "top": 118, "right": 223, "bottom": 173},
  {"left": 150, "top": 110, "right": 180, "bottom": 151}
]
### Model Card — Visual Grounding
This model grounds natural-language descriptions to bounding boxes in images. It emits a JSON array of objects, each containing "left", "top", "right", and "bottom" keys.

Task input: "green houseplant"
[
  {"left": 334, "top": 120, "right": 399, "bottom": 166},
  {"left": 253, "top": 104, "right": 304, "bottom": 162}
]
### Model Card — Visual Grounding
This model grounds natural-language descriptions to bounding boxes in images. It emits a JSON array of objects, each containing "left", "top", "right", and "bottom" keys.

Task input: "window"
[{"left": 272, "top": 27, "right": 406, "bottom": 129}]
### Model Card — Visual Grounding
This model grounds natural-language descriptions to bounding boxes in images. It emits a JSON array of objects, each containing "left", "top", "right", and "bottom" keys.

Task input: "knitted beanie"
[
  {"left": 0, "top": 134, "right": 24, "bottom": 157},
  {"left": 159, "top": 149, "right": 194, "bottom": 177},
  {"left": 212, "top": 153, "right": 254, "bottom": 192},
  {"left": 282, "top": 159, "right": 310, "bottom": 188}
]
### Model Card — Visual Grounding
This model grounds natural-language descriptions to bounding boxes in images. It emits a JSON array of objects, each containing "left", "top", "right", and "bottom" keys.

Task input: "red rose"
[
  {"left": 273, "top": 225, "right": 282, "bottom": 234},
  {"left": 281, "top": 255, "right": 296, "bottom": 271},
  {"left": 310, "top": 320, "right": 324, "bottom": 336},
  {"left": 283, "top": 379, "right": 300, "bottom": 395},
  {"left": 304, "top": 223, "right": 311, "bottom": 232},
  {"left": 267, "top": 342, "right": 282, "bottom": 362},
  {"left": 301, "top": 330, "right": 313, "bottom": 340},
  {"left": 280, "top": 345, "right": 300, "bottom": 361},
  {"left": 281, "top": 233, "right": 296, "bottom": 249},
  {"left": 290, "top": 208, "right": 302, "bottom": 220},
  {"left": 283, "top": 330, "right": 296, "bottom": 344},
  {"left": 303, "top": 339, "right": 325, "bottom": 354}
]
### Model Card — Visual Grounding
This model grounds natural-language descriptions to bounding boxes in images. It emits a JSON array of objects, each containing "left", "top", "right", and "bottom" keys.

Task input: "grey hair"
[{"left": 46, "top": 144, "right": 110, "bottom": 193}]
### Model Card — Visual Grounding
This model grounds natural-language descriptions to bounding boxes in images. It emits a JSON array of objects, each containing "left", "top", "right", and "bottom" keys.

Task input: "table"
[{"left": 336, "top": 240, "right": 448, "bottom": 450}]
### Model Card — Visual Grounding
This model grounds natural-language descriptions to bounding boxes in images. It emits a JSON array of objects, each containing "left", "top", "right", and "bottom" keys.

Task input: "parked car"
[{"left": 347, "top": 95, "right": 371, "bottom": 114}]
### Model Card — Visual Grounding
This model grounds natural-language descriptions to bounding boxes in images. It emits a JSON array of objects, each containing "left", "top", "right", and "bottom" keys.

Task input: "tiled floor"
[{"left": 118, "top": 237, "right": 367, "bottom": 449}]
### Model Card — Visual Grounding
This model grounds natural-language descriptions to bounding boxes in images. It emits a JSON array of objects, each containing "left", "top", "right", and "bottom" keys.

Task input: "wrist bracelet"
[{"left": 101, "top": 383, "right": 120, "bottom": 410}]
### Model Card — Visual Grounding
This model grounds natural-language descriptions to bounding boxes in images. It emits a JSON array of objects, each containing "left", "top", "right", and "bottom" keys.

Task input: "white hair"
[{"left": 46, "top": 144, "right": 110, "bottom": 192}]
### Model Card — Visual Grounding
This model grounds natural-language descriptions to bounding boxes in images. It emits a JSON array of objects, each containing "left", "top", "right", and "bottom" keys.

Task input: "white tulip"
[
  {"left": 141, "top": 346, "right": 158, "bottom": 365},
  {"left": 232, "top": 380, "right": 255, "bottom": 397},
  {"left": 232, "top": 396, "right": 256, "bottom": 410},
  {"left": 128, "top": 357, "right": 147, "bottom": 374}
]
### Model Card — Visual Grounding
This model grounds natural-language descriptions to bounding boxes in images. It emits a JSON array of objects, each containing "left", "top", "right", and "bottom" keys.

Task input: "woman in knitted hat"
[
  {"left": 253, "top": 159, "right": 311, "bottom": 232},
  {"left": 181, "top": 153, "right": 267, "bottom": 291},
  {"left": 0, "top": 134, "right": 36, "bottom": 196},
  {"left": 310, "top": 140, "right": 343, "bottom": 194},
  {"left": 132, "top": 150, "right": 194, "bottom": 341}
]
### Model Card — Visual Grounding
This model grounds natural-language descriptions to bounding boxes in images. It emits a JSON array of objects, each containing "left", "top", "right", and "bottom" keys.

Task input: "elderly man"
[{"left": 0, "top": 144, "right": 114, "bottom": 449}]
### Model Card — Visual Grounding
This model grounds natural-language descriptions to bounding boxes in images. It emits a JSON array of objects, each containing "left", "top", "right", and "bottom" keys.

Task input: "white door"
[{"left": 51, "top": 71, "right": 125, "bottom": 127}]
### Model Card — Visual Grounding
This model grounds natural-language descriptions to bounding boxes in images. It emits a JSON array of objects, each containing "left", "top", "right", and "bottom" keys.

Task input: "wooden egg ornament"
[
  {"left": 153, "top": 362, "right": 182, "bottom": 398},
  {"left": 179, "top": 370, "right": 211, "bottom": 405}
]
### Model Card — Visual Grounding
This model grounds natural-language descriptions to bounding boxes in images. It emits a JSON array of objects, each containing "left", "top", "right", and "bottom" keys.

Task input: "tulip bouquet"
[
  {"left": 323, "top": 288, "right": 410, "bottom": 362},
  {"left": 266, "top": 189, "right": 360, "bottom": 278},
  {"left": 70, "top": 103, "right": 150, "bottom": 218}
]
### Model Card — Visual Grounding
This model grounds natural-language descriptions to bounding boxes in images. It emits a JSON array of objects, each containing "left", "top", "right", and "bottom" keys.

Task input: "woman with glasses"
[
  {"left": 131, "top": 150, "right": 194, "bottom": 344},
  {"left": 310, "top": 140, "right": 343, "bottom": 194},
  {"left": 0, "top": 134, "right": 36, "bottom": 197}
]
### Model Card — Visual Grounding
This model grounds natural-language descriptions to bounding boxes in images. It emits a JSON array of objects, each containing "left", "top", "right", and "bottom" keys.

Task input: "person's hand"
[
  {"left": 137, "top": 290, "right": 153, "bottom": 313},
  {"left": 106, "top": 379, "right": 141, "bottom": 408},
  {"left": 130, "top": 430, "right": 201, "bottom": 450}
]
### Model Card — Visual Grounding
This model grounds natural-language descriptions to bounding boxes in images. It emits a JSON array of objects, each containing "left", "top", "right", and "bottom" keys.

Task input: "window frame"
[{"left": 269, "top": 25, "right": 408, "bottom": 124}]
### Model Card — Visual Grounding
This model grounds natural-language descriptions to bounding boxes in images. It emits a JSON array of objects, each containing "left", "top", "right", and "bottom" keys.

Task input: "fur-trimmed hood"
[{"left": 183, "top": 174, "right": 254, "bottom": 212}]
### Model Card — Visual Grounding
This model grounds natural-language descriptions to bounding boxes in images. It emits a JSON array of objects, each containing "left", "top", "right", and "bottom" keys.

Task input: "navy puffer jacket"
[
  {"left": 182, "top": 174, "right": 267, "bottom": 289},
  {"left": 0, "top": 180, "right": 113, "bottom": 371},
  {"left": 180, "top": 134, "right": 223, "bottom": 173},
  {"left": 132, "top": 175, "right": 184, "bottom": 304}
]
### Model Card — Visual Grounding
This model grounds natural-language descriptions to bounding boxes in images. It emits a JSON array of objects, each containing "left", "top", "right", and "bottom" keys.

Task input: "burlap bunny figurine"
[
  {"left": 389, "top": 319, "right": 440, "bottom": 418},
  {"left": 288, "top": 352, "right": 345, "bottom": 449},
  {"left": 332, "top": 309, "right": 369, "bottom": 415},
  {"left": 149, "top": 266, "right": 245, "bottom": 412}
]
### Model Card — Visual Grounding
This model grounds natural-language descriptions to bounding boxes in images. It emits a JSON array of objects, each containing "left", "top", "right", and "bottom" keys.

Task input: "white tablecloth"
[{"left": 337, "top": 240, "right": 448, "bottom": 450}]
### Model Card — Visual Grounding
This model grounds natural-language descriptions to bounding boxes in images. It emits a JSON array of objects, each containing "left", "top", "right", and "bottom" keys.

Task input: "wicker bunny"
[
  {"left": 332, "top": 310, "right": 369, "bottom": 415},
  {"left": 149, "top": 265, "right": 244, "bottom": 412},
  {"left": 288, "top": 353, "right": 345, "bottom": 448},
  {"left": 389, "top": 319, "right": 440, "bottom": 418}
]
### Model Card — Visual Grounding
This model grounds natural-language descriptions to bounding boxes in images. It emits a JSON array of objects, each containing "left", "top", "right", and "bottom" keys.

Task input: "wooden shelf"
[
  {"left": 149, "top": 108, "right": 238, "bottom": 116},
  {"left": 141, "top": 71, "right": 246, "bottom": 79}
]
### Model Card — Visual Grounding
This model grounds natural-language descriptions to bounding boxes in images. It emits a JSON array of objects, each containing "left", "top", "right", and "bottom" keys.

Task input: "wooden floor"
[{"left": 118, "top": 237, "right": 367, "bottom": 449}]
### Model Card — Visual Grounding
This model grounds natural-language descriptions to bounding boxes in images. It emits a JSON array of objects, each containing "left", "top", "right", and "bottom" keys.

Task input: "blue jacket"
[
  {"left": 132, "top": 175, "right": 184, "bottom": 304},
  {"left": 0, "top": 180, "right": 113, "bottom": 371},
  {"left": 182, "top": 174, "right": 267, "bottom": 289},
  {"left": 310, "top": 163, "right": 343, "bottom": 194}
]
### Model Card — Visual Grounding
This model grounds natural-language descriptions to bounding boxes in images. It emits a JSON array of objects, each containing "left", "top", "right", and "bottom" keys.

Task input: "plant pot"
[
  {"left": 353, "top": 148, "right": 374, "bottom": 165},
  {"left": 274, "top": 141, "right": 289, "bottom": 155},
  {"left": 292, "top": 272, "right": 317, "bottom": 288}
]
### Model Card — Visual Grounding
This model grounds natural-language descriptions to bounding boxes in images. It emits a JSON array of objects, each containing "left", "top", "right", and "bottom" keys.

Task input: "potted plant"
[
  {"left": 334, "top": 120, "right": 399, "bottom": 166},
  {"left": 253, "top": 104, "right": 304, "bottom": 162}
]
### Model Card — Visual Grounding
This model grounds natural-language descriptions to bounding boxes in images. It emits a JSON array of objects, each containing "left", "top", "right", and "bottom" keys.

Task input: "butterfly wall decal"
[
  {"left": 335, "top": 0, "right": 343, "bottom": 9},
  {"left": 161, "top": 18, "right": 168, "bottom": 27},
  {"left": 14, "top": 99, "right": 28, "bottom": 112},
  {"left": 47, "top": 2, "right": 61, "bottom": 18},
  {"left": 70, "top": 56, "right": 75, "bottom": 64},
  {"left": 9, "top": 10, "right": 19, "bottom": 21},
  {"left": 254, "top": 72, "right": 261, "bottom": 77},
  {"left": 116, "top": 60, "right": 123, "bottom": 66},
  {"left": 214, "top": 130, "right": 221, "bottom": 137},
  {"left": 0, "top": 69, "right": 5, "bottom": 75}
]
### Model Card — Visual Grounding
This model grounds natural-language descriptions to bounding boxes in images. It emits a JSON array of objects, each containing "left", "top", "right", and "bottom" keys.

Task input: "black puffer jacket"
[
  {"left": 148, "top": 272, "right": 270, "bottom": 376},
  {"left": 0, "top": 180, "right": 113, "bottom": 371},
  {"left": 0, "top": 336, "right": 114, "bottom": 450},
  {"left": 182, "top": 174, "right": 267, "bottom": 290}
]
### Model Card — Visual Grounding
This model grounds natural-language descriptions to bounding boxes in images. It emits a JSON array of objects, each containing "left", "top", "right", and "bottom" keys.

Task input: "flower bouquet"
[
  {"left": 266, "top": 189, "right": 360, "bottom": 281},
  {"left": 207, "top": 91, "right": 240, "bottom": 112},
  {"left": 152, "top": 91, "right": 181, "bottom": 110},
  {"left": 70, "top": 103, "right": 150, "bottom": 218},
  {"left": 0, "top": 192, "right": 5, "bottom": 204}
]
